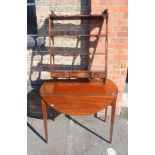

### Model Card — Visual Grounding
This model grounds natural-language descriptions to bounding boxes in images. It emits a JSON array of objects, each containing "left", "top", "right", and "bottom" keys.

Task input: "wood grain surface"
[{"left": 40, "top": 79, "right": 117, "bottom": 116}]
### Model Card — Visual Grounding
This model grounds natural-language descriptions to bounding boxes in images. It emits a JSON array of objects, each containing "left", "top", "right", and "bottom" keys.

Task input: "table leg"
[
  {"left": 105, "top": 107, "right": 108, "bottom": 122},
  {"left": 41, "top": 99, "right": 48, "bottom": 143},
  {"left": 110, "top": 98, "right": 116, "bottom": 143},
  {"left": 94, "top": 113, "right": 97, "bottom": 118}
]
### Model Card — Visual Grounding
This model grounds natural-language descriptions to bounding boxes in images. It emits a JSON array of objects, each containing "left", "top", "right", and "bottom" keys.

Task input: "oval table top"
[{"left": 40, "top": 79, "right": 118, "bottom": 116}]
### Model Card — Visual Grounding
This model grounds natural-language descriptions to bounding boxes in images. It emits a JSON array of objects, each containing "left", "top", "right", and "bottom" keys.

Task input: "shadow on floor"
[
  {"left": 94, "top": 113, "right": 106, "bottom": 122},
  {"left": 65, "top": 115, "right": 110, "bottom": 143},
  {"left": 27, "top": 89, "right": 61, "bottom": 120},
  {"left": 27, "top": 122, "right": 46, "bottom": 143}
]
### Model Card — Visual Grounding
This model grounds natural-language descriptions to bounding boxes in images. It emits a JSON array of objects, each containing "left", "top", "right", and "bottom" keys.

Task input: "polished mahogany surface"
[{"left": 40, "top": 79, "right": 118, "bottom": 116}]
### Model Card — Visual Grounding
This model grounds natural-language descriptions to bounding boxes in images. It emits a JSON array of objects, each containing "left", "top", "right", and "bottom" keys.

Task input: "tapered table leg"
[
  {"left": 41, "top": 99, "right": 48, "bottom": 143},
  {"left": 110, "top": 98, "right": 116, "bottom": 143},
  {"left": 105, "top": 107, "right": 108, "bottom": 122}
]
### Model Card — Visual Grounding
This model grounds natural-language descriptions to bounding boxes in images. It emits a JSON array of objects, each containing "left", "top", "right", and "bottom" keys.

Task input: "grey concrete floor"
[{"left": 27, "top": 110, "right": 128, "bottom": 155}]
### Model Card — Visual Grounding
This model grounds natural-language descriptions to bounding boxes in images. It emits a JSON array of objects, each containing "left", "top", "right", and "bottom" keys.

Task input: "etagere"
[{"left": 48, "top": 9, "right": 109, "bottom": 82}]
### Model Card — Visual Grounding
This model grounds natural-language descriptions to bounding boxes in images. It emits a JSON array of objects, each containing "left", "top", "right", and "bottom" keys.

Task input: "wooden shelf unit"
[{"left": 48, "top": 10, "right": 109, "bottom": 81}]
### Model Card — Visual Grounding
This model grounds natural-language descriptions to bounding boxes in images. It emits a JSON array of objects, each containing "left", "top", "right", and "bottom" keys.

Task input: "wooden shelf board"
[
  {"left": 50, "top": 70, "right": 106, "bottom": 78},
  {"left": 51, "top": 70, "right": 105, "bottom": 73},
  {"left": 51, "top": 34, "right": 107, "bottom": 37},
  {"left": 50, "top": 51, "right": 106, "bottom": 56},
  {"left": 49, "top": 14, "right": 108, "bottom": 20}
]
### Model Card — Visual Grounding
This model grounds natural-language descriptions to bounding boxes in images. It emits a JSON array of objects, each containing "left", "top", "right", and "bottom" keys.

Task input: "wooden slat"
[
  {"left": 50, "top": 51, "right": 106, "bottom": 56},
  {"left": 50, "top": 70, "right": 106, "bottom": 78},
  {"left": 51, "top": 70, "right": 90, "bottom": 78},
  {"left": 49, "top": 14, "right": 108, "bottom": 20},
  {"left": 51, "top": 34, "right": 107, "bottom": 37}
]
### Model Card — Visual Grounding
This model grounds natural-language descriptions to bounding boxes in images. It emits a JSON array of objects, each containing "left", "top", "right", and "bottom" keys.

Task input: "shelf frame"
[{"left": 48, "top": 10, "right": 109, "bottom": 81}]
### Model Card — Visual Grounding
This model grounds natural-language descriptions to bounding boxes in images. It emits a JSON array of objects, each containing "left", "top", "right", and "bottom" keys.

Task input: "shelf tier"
[
  {"left": 50, "top": 70, "right": 106, "bottom": 78},
  {"left": 49, "top": 14, "right": 108, "bottom": 20},
  {"left": 50, "top": 34, "right": 107, "bottom": 37},
  {"left": 50, "top": 51, "right": 106, "bottom": 56}
]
